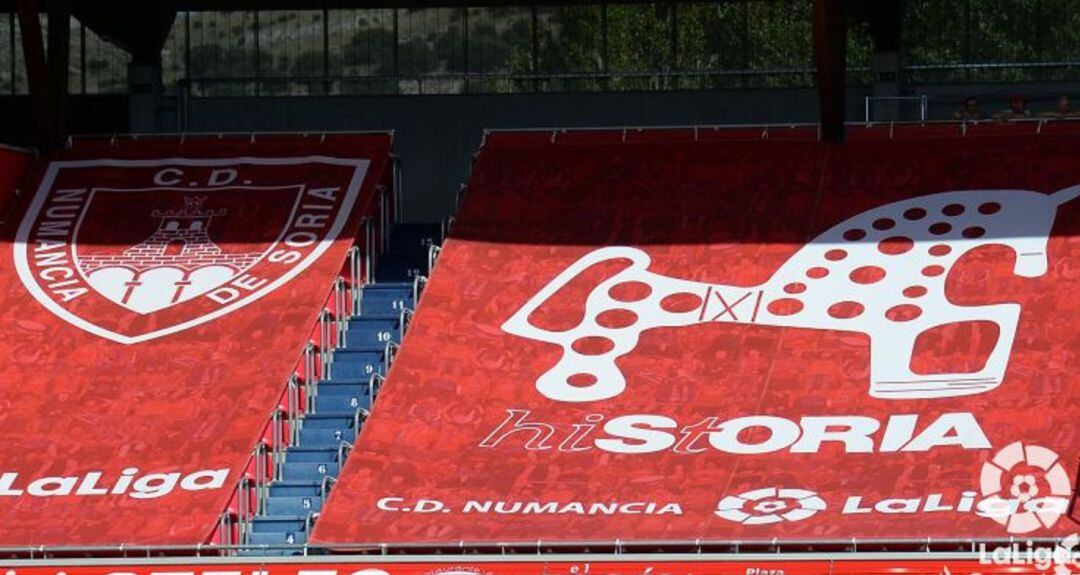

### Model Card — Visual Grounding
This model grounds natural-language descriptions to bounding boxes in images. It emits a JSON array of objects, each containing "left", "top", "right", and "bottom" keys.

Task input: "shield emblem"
[{"left": 14, "top": 157, "right": 369, "bottom": 344}]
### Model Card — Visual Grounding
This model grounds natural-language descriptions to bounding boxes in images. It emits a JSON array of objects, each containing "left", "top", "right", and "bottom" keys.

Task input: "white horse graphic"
[{"left": 503, "top": 186, "right": 1079, "bottom": 402}]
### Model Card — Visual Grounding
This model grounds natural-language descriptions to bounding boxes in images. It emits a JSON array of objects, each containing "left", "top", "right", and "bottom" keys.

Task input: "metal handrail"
[
  {"left": 383, "top": 341, "right": 399, "bottom": 375},
  {"left": 399, "top": 309, "right": 414, "bottom": 342},
  {"left": 427, "top": 244, "right": 441, "bottom": 274},
  {"left": 441, "top": 215, "right": 455, "bottom": 239},
  {"left": 338, "top": 441, "right": 354, "bottom": 474},
  {"left": 367, "top": 373, "right": 385, "bottom": 405},
  {"left": 353, "top": 410, "right": 369, "bottom": 443},
  {"left": 318, "top": 308, "right": 334, "bottom": 377},
  {"left": 303, "top": 342, "right": 318, "bottom": 412},
  {"left": 320, "top": 475, "right": 336, "bottom": 499},
  {"left": 412, "top": 275, "right": 427, "bottom": 307},
  {"left": 286, "top": 375, "right": 301, "bottom": 446}
]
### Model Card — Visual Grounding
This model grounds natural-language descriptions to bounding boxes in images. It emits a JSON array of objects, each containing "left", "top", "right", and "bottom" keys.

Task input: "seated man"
[
  {"left": 1039, "top": 95, "right": 1077, "bottom": 118},
  {"left": 954, "top": 96, "right": 982, "bottom": 121},
  {"left": 994, "top": 94, "right": 1032, "bottom": 120}
]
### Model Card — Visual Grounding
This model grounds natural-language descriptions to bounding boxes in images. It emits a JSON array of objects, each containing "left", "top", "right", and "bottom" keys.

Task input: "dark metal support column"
[
  {"left": 813, "top": 0, "right": 846, "bottom": 143},
  {"left": 47, "top": 0, "right": 71, "bottom": 143},
  {"left": 16, "top": 0, "right": 54, "bottom": 150}
]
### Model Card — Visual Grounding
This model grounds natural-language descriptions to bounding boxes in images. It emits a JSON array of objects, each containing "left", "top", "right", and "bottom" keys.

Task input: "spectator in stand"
[
  {"left": 1040, "top": 95, "right": 1077, "bottom": 119},
  {"left": 954, "top": 96, "right": 982, "bottom": 121},
  {"left": 994, "top": 94, "right": 1032, "bottom": 120}
]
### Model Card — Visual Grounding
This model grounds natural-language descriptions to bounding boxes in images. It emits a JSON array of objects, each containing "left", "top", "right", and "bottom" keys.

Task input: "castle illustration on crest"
[{"left": 78, "top": 196, "right": 263, "bottom": 314}]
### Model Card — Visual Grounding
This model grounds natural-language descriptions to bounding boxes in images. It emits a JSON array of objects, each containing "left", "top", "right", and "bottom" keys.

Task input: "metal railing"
[
  {"left": 177, "top": 68, "right": 840, "bottom": 100},
  {"left": 427, "top": 244, "right": 441, "bottom": 274},
  {"left": 0, "top": 536, "right": 1071, "bottom": 560},
  {"left": 865, "top": 95, "right": 928, "bottom": 123}
]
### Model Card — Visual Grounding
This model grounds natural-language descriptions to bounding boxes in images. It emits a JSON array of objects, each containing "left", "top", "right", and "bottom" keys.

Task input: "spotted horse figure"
[{"left": 502, "top": 186, "right": 1080, "bottom": 402}]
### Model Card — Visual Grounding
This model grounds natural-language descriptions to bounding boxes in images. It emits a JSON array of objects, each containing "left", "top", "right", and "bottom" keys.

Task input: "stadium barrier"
[{"left": 0, "top": 553, "right": 1076, "bottom": 575}]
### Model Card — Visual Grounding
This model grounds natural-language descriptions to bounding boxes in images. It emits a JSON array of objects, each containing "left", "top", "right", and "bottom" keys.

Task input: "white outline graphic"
[
  {"left": 14, "top": 156, "right": 370, "bottom": 344},
  {"left": 979, "top": 441, "right": 1073, "bottom": 534},
  {"left": 503, "top": 186, "right": 1080, "bottom": 402}
]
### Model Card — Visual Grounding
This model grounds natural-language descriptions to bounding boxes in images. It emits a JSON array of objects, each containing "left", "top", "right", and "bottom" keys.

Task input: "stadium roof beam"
[
  {"left": 15, "top": 0, "right": 69, "bottom": 151},
  {"left": 813, "top": 0, "right": 846, "bottom": 143}
]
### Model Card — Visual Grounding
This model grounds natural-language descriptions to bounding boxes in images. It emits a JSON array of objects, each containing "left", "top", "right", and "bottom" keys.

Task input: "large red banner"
[
  {"left": 315, "top": 126, "right": 1080, "bottom": 545},
  {"left": 0, "top": 135, "right": 390, "bottom": 545}
]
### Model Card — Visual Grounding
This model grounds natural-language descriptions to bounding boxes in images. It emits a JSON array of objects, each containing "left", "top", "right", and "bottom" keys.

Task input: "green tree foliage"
[
  {"left": 904, "top": 0, "right": 1080, "bottom": 83},
  {"left": 8, "top": 2, "right": 1080, "bottom": 96}
]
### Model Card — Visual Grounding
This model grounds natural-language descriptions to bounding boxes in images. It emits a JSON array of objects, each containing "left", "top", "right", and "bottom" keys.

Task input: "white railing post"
[
  {"left": 287, "top": 375, "right": 301, "bottom": 445},
  {"left": 318, "top": 308, "right": 333, "bottom": 377},
  {"left": 333, "top": 277, "right": 346, "bottom": 329},
  {"left": 270, "top": 409, "right": 284, "bottom": 481},
  {"left": 428, "top": 244, "right": 441, "bottom": 274},
  {"left": 347, "top": 245, "right": 363, "bottom": 317},
  {"left": 304, "top": 342, "right": 317, "bottom": 411}
]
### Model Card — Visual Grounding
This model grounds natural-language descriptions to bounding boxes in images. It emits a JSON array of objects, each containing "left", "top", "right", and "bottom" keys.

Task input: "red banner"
[
  {"left": 315, "top": 125, "right": 1080, "bottom": 545},
  {"left": 0, "top": 135, "right": 390, "bottom": 545},
  {"left": 0, "top": 556, "right": 1071, "bottom": 575}
]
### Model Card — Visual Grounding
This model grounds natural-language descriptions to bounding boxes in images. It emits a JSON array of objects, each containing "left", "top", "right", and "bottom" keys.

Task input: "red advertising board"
[
  {"left": 0, "top": 135, "right": 390, "bottom": 545},
  {"left": 0, "top": 556, "right": 1071, "bottom": 575},
  {"left": 315, "top": 125, "right": 1080, "bottom": 545}
]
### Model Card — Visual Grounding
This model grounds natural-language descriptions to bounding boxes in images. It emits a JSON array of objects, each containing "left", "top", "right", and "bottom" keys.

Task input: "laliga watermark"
[{"left": 978, "top": 535, "right": 1080, "bottom": 575}]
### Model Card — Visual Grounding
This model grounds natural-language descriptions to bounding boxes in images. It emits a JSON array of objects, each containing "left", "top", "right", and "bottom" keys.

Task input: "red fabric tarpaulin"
[
  {"left": 0, "top": 134, "right": 391, "bottom": 545},
  {"left": 0, "top": 558, "right": 1063, "bottom": 575},
  {"left": 315, "top": 126, "right": 1080, "bottom": 545}
]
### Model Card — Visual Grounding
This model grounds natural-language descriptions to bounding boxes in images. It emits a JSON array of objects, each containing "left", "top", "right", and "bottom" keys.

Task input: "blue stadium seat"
[
  {"left": 329, "top": 349, "right": 384, "bottom": 380},
  {"left": 315, "top": 390, "right": 368, "bottom": 413},
  {"left": 344, "top": 317, "right": 400, "bottom": 348},
  {"left": 358, "top": 283, "right": 414, "bottom": 318},
  {"left": 285, "top": 446, "right": 338, "bottom": 463},
  {"left": 299, "top": 426, "right": 354, "bottom": 446},
  {"left": 266, "top": 495, "right": 323, "bottom": 516},
  {"left": 269, "top": 481, "right": 322, "bottom": 498},
  {"left": 281, "top": 461, "right": 339, "bottom": 482},
  {"left": 250, "top": 516, "right": 307, "bottom": 534}
]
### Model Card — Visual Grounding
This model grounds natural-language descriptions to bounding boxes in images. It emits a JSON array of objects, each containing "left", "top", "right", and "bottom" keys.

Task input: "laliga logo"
[
  {"left": 715, "top": 487, "right": 826, "bottom": 525},
  {"left": 503, "top": 187, "right": 1080, "bottom": 402},
  {"left": 979, "top": 441, "right": 1073, "bottom": 534},
  {"left": 1055, "top": 534, "right": 1079, "bottom": 575}
]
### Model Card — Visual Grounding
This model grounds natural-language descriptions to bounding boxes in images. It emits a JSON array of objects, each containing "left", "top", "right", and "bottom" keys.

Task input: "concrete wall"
[{"left": 182, "top": 88, "right": 869, "bottom": 222}]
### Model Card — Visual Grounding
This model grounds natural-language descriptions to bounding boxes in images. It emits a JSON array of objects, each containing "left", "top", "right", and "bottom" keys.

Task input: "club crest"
[{"left": 14, "top": 157, "right": 369, "bottom": 344}]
